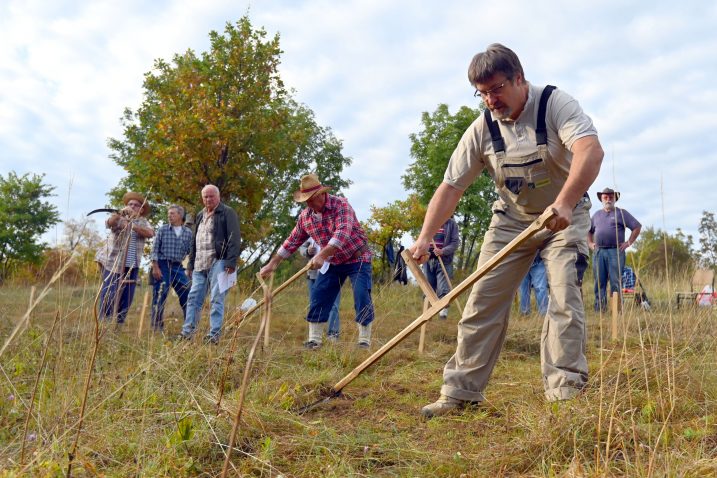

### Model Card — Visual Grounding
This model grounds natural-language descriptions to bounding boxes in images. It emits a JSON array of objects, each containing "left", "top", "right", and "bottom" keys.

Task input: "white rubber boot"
[
  {"left": 304, "top": 322, "right": 324, "bottom": 349},
  {"left": 357, "top": 322, "right": 372, "bottom": 348}
]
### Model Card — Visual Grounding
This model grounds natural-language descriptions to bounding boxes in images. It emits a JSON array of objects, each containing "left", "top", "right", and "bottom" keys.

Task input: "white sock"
[
  {"left": 308, "top": 322, "right": 324, "bottom": 343},
  {"left": 358, "top": 322, "right": 372, "bottom": 344}
]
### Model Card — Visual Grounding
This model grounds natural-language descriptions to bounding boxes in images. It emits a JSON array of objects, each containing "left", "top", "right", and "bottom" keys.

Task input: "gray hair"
[
  {"left": 168, "top": 204, "right": 185, "bottom": 217},
  {"left": 467, "top": 43, "right": 525, "bottom": 87},
  {"left": 201, "top": 184, "right": 220, "bottom": 196}
]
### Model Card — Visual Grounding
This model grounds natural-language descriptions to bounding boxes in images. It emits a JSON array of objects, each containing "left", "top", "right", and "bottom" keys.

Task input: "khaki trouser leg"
[
  {"left": 441, "top": 213, "right": 540, "bottom": 402},
  {"left": 540, "top": 209, "right": 590, "bottom": 400},
  {"left": 440, "top": 208, "right": 590, "bottom": 403}
]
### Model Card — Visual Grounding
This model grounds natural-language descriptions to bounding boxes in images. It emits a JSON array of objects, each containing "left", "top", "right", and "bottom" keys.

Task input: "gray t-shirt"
[{"left": 590, "top": 207, "right": 641, "bottom": 248}]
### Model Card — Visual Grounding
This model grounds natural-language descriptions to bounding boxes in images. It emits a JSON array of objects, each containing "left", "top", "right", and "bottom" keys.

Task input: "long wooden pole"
[
  {"left": 401, "top": 250, "right": 439, "bottom": 353},
  {"left": 223, "top": 262, "right": 311, "bottom": 331},
  {"left": 330, "top": 208, "right": 556, "bottom": 394}
]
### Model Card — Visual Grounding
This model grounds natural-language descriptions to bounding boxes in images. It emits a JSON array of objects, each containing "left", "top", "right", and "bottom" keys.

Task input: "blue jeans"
[
  {"left": 181, "top": 260, "right": 228, "bottom": 338},
  {"left": 308, "top": 277, "right": 341, "bottom": 336},
  {"left": 519, "top": 259, "right": 548, "bottom": 315},
  {"left": 593, "top": 247, "right": 625, "bottom": 312},
  {"left": 422, "top": 256, "right": 453, "bottom": 299},
  {"left": 308, "top": 261, "right": 374, "bottom": 326},
  {"left": 150, "top": 260, "right": 191, "bottom": 330},
  {"left": 99, "top": 267, "right": 138, "bottom": 324}
]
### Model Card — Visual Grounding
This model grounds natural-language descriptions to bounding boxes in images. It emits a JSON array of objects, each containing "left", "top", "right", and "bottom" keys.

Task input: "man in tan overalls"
[{"left": 409, "top": 43, "right": 604, "bottom": 418}]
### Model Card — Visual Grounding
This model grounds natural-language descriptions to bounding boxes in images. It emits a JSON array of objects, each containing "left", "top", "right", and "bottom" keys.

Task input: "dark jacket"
[{"left": 189, "top": 202, "right": 241, "bottom": 271}]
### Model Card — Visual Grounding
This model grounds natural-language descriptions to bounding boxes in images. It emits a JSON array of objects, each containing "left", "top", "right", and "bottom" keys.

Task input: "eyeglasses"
[{"left": 474, "top": 81, "right": 506, "bottom": 99}]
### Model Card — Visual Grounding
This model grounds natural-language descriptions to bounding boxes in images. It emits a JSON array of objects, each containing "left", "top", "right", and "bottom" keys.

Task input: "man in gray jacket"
[
  {"left": 422, "top": 216, "right": 460, "bottom": 318},
  {"left": 178, "top": 185, "right": 241, "bottom": 343}
]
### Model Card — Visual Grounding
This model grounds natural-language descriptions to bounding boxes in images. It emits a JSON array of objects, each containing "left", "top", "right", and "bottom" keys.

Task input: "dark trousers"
[
  {"left": 150, "top": 260, "right": 191, "bottom": 330},
  {"left": 308, "top": 261, "right": 374, "bottom": 326},
  {"left": 593, "top": 247, "right": 625, "bottom": 312},
  {"left": 99, "top": 267, "right": 138, "bottom": 323}
]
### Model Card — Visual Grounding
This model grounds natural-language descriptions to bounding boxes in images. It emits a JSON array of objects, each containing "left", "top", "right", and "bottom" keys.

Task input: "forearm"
[
  {"left": 627, "top": 227, "right": 641, "bottom": 245},
  {"left": 132, "top": 223, "right": 154, "bottom": 238},
  {"left": 315, "top": 244, "right": 338, "bottom": 262},
  {"left": 553, "top": 136, "right": 603, "bottom": 208}
]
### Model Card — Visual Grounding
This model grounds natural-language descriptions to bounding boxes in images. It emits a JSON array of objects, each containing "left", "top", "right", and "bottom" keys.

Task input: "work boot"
[
  {"left": 421, "top": 395, "right": 479, "bottom": 419},
  {"left": 439, "top": 307, "right": 449, "bottom": 319}
]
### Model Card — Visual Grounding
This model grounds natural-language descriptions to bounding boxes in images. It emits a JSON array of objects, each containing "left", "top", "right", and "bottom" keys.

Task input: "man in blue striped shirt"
[{"left": 150, "top": 205, "right": 193, "bottom": 332}]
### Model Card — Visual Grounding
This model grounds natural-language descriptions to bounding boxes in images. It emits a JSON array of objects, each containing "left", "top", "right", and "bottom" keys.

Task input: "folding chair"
[{"left": 675, "top": 269, "right": 715, "bottom": 308}]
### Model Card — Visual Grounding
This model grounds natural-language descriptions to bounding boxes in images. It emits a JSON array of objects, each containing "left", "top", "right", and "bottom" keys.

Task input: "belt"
[
  {"left": 598, "top": 246, "right": 617, "bottom": 249},
  {"left": 159, "top": 259, "right": 184, "bottom": 265}
]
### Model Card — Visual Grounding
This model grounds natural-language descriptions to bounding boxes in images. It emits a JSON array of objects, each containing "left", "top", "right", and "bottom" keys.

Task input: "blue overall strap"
[
  {"left": 535, "top": 85, "right": 556, "bottom": 146},
  {"left": 484, "top": 109, "right": 505, "bottom": 153}
]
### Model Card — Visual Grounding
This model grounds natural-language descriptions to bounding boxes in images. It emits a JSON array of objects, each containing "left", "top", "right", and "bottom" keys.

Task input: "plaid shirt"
[
  {"left": 278, "top": 194, "right": 371, "bottom": 265},
  {"left": 151, "top": 224, "right": 193, "bottom": 263},
  {"left": 194, "top": 211, "right": 216, "bottom": 271}
]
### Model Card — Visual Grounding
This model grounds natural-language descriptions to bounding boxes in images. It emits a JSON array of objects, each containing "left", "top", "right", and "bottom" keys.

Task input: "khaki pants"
[{"left": 441, "top": 207, "right": 590, "bottom": 402}]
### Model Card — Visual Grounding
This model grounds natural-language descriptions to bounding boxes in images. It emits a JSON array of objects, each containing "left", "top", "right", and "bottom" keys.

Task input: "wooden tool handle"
[{"left": 332, "top": 207, "right": 557, "bottom": 393}]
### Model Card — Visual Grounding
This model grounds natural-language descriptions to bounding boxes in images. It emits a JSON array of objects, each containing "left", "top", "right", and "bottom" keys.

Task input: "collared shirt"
[
  {"left": 278, "top": 194, "right": 372, "bottom": 265},
  {"left": 194, "top": 211, "right": 216, "bottom": 271},
  {"left": 151, "top": 223, "right": 193, "bottom": 263},
  {"left": 96, "top": 217, "right": 152, "bottom": 273},
  {"left": 444, "top": 82, "right": 597, "bottom": 192}
]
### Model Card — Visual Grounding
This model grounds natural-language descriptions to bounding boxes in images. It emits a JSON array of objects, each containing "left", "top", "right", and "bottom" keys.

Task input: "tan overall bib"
[{"left": 441, "top": 86, "right": 592, "bottom": 403}]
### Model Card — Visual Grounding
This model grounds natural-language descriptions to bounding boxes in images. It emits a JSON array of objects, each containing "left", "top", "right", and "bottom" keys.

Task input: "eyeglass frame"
[{"left": 474, "top": 80, "right": 507, "bottom": 99}]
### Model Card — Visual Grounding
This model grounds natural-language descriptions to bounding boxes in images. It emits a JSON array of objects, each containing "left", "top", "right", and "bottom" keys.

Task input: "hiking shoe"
[
  {"left": 203, "top": 335, "right": 219, "bottom": 345},
  {"left": 421, "top": 395, "right": 479, "bottom": 419},
  {"left": 303, "top": 339, "right": 322, "bottom": 350},
  {"left": 326, "top": 334, "right": 339, "bottom": 343},
  {"left": 357, "top": 339, "right": 370, "bottom": 349},
  {"left": 439, "top": 308, "right": 449, "bottom": 319},
  {"left": 175, "top": 333, "right": 192, "bottom": 341}
]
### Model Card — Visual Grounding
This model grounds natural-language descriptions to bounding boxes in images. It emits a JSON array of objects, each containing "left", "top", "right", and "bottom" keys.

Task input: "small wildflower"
[{"left": 28, "top": 432, "right": 37, "bottom": 442}]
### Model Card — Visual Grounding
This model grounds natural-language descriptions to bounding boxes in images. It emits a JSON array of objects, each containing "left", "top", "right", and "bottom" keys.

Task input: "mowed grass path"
[{"left": 1, "top": 271, "right": 717, "bottom": 477}]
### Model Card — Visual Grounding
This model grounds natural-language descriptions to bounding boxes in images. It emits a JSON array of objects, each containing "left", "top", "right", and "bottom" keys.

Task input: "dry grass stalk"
[
  {"left": 20, "top": 310, "right": 60, "bottom": 465},
  {"left": 221, "top": 273, "right": 274, "bottom": 477},
  {"left": 0, "top": 252, "right": 77, "bottom": 358}
]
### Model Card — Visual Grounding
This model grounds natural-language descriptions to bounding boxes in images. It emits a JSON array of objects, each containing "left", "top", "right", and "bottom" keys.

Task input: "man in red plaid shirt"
[{"left": 260, "top": 174, "right": 375, "bottom": 349}]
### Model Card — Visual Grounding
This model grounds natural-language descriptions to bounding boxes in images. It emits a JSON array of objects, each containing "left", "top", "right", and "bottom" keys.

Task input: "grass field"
[{"left": 1, "top": 267, "right": 716, "bottom": 477}]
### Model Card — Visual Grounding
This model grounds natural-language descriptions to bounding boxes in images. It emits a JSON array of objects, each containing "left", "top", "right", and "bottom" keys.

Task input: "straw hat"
[
  {"left": 122, "top": 191, "right": 151, "bottom": 216},
  {"left": 596, "top": 187, "right": 620, "bottom": 202},
  {"left": 293, "top": 174, "right": 331, "bottom": 202}
]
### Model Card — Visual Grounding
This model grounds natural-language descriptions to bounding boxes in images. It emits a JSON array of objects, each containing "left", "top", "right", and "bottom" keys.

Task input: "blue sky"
[{"left": 1, "top": 0, "right": 716, "bottom": 247}]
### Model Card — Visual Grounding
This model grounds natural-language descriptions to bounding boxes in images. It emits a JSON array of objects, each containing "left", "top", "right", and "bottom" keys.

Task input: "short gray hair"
[
  {"left": 201, "top": 184, "right": 220, "bottom": 196},
  {"left": 168, "top": 204, "right": 185, "bottom": 217},
  {"left": 467, "top": 43, "right": 525, "bottom": 87}
]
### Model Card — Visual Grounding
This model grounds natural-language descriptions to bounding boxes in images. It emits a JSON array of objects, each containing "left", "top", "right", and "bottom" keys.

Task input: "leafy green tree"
[
  {"left": 362, "top": 194, "right": 426, "bottom": 279},
  {"left": 108, "top": 17, "right": 351, "bottom": 268},
  {"left": 629, "top": 226, "right": 695, "bottom": 277},
  {"left": 403, "top": 104, "right": 496, "bottom": 270},
  {"left": 697, "top": 210, "right": 717, "bottom": 268},
  {"left": 0, "top": 172, "right": 60, "bottom": 283}
]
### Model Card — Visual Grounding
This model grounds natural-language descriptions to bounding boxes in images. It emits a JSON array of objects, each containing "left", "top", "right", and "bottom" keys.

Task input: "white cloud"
[{"left": 1, "top": 0, "right": 716, "bottom": 249}]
